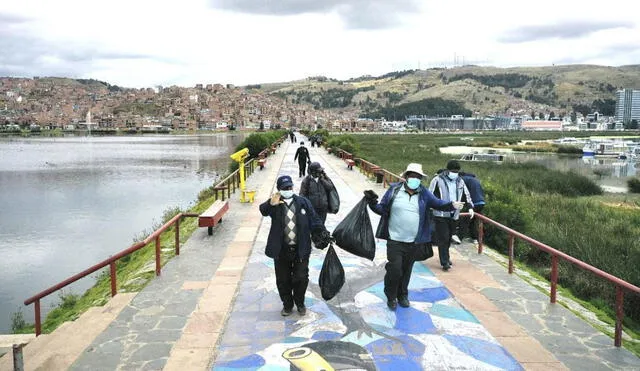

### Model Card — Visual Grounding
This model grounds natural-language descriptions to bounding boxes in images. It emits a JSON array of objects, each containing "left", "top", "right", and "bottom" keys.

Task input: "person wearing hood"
[
  {"left": 364, "top": 163, "right": 462, "bottom": 310},
  {"left": 299, "top": 162, "right": 334, "bottom": 224},
  {"left": 260, "top": 175, "right": 331, "bottom": 317},
  {"left": 429, "top": 160, "right": 474, "bottom": 271},
  {"left": 294, "top": 142, "right": 310, "bottom": 178}
]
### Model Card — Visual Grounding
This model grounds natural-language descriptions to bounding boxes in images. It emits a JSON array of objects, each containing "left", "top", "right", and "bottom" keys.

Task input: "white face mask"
[
  {"left": 280, "top": 190, "right": 294, "bottom": 199},
  {"left": 448, "top": 172, "right": 459, "bottom": 181}
]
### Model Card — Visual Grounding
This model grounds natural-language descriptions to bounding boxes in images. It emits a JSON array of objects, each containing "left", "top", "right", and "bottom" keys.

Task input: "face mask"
[
  {"left": 280, "top": 190, "right": 294, "bottom": 199},
  {"left": 448, "top": 172, "right": 459, "bottom": 181},
  {"left": 406, "top": 178, "right": 421, "bottom": 190}
]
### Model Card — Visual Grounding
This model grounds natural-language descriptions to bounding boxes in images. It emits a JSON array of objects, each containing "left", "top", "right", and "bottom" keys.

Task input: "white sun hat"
[{"left": 403, "top": 163, "right": 426, "bottom": 177}]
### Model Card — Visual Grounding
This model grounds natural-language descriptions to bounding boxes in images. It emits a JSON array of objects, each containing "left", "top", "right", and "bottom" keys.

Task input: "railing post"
[
  {"left": 615, "top": 286, "right": 624, "bottom": 347},
  {"left": 110, "top": 261, "right": 117, "bottom": 297},
  {"left": 155, "top": 237, "right": 161, "bottom": 276},
  {"left": 550, "top": 255, "right": 558, "bottom": 303},
  {"left": 13, "top": 343, "right": 25, "bottom": 371},
  {"left": 477, "top": 221, "right": 484, "bottom": 254},
  {"left": 34, "top": 299, "right": 41, "bottom": 336},
  {"left": 508, "top": 235, "right": 515, "bottom": 274},
  {"left": 175, "top": 217, "right": 181, "bottom": 256}
]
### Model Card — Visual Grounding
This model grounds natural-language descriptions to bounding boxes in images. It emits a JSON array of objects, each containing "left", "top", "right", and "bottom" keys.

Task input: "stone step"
[{"left": 0, "top": 293, "right": 136, "bottom": 371}]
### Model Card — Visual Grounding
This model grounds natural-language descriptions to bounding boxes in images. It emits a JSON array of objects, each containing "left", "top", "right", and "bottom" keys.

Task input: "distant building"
[
  {"left": 615, "top": 89, "right": 640, "bottom": 124},
  {"left": 521, "top": 120, "right": 563, "bottom": 131}
]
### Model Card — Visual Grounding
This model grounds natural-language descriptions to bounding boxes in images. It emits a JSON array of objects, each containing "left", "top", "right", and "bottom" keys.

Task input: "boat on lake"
[{"left": 459, "top": 151, "right": 506, "bottom": 162}]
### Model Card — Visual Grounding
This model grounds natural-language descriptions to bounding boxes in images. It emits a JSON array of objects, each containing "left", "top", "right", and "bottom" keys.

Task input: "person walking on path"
[
  {"left": 289, "top": 130, "right": 295, "bottom": 143},
  {"left": 294, "top": 142, "right": 310, "bottom": 178},
  {"left": 429, "top": 160, "right": 474, "bottom": 271},
  {"left": 365, "top": 163, "right": 462, "bottom": 310},
  {"left": 459, "top": 171, "right": 485, "bottom": 244},
  {"left": 259, "top": 175, "right": 331, "bottom": 317},
  {"left": 299, "top": 162, "right": 335, "bottom": 224}
]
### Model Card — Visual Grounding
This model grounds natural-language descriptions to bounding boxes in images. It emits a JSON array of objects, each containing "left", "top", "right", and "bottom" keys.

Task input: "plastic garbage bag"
[
  {"left": 332, "top": 197, "right": 375, "bottom": 260},
  {"left": 413, "top": 243, "right": 434, "bottom": 261},
  {"left": 318, "top": 244, "right": 345, "bottom": 301},
  {"left": 327, "top": 186, "right": 340, "bottom": 214}
]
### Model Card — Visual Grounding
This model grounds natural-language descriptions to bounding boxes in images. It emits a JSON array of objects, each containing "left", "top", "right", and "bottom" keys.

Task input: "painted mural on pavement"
[{"left": 212, "top": 145, "right": 522, "bottom": 371}]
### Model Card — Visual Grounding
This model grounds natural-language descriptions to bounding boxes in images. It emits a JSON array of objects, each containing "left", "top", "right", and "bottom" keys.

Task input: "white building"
[{"left": 615, "top": 89, "right": 640, "bottom": 124}]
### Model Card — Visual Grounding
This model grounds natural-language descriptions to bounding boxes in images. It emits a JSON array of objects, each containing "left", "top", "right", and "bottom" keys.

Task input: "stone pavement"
[{"left": 5, "top": 134, "right": 639, "bottom": 370}]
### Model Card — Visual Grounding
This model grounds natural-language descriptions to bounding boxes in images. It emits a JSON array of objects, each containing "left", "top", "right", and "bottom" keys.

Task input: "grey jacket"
[
  {"left": 428, "top": 171, "right": 473, "bottom": 220},
  {"left": 299, "top": 175, "right": 334, "bottom": 212}
]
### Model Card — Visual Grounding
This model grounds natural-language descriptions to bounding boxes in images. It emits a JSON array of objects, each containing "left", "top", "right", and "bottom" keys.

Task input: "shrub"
[{"left": 628, "top": 178, "right": 640, "bottom": 193}]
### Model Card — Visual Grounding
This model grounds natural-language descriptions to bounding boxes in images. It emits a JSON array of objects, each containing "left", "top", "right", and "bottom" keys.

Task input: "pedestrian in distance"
[
  {"left": 429, "top": 160, "right": 474, "bottom": 271},
  {"left": 364, "top": 163, "right": 463, "bottom": 310},
  {"left": 299, "top": 162, "right": 335, "bottom": 224},
  {"left": 459, "top": 171, "right": 485, "bottom": 244},
  {"left": 289, "top": 130, "right": 295, "bottom": 143},
  {"left": 259, "top": 175, "right": 332, "bottom": 317},
  {"left": 294, "top": 141, "right": 311, "bottom": 178}
]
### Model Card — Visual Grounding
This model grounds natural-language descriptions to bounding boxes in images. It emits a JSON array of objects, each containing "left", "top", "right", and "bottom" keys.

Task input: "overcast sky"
[{"left": 1, "top": 0, "right": 639, "bottom": 88}]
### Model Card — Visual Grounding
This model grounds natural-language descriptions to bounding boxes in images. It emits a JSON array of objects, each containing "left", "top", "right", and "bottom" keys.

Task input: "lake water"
[{"left": 0, "top": 134, "right": 245, "bottom": 333}]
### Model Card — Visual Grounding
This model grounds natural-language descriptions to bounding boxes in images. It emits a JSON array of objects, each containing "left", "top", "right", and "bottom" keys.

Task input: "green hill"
[{"left": 256, "top": 65, "right": 640, "bottom": 119}]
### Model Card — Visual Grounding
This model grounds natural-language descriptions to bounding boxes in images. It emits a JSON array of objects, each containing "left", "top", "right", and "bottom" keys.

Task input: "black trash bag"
[
  {"left": 327, "top": 186, "right": 340, "bottom": 214},
  {"left": 318, "top": 244, "right": 345, "bottom": 301},
  {"left": 332, "top": 197, "right": 375, "bottom": 260},
  {"left": 413, "top": 243, "right": 434, "bottom": 261}
]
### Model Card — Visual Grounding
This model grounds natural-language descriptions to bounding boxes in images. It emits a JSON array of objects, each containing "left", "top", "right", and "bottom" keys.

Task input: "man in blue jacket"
[
  {"left": 364, "top": 163, "right": 462, "bottom": 310},
  {"left": 259, "top": 175, "right": 331, "bottom": 316},
  {"left": 459, "top": 172, "right": 485, "bottom": 244}
]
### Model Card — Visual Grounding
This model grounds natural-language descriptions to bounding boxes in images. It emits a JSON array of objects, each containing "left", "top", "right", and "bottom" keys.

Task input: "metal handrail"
[
  {"left": 21, "top": 138, "right": 285, "bottom": 336},
  {"left": 467, "top": 212, "right": 640, "bottom": 348},
  {"left": 24, "top": 212, "right": 199, "bottom": 336},
  {"left": 338, "top": 147, "right": 639, "bottom": 348}
]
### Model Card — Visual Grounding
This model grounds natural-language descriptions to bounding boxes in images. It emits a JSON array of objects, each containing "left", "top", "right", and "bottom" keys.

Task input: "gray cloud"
[
  {"left": 0, "top": 33, "right": 180, "bottom": 81},
  {"left": 208, "top": 0, "right": 420, "bottom": 29},
  {"left": 0, "top": 12, "right": 31, "bottom": 25},
  {"left": 499, "top": 20, "right": 634, "bottom": 43}
]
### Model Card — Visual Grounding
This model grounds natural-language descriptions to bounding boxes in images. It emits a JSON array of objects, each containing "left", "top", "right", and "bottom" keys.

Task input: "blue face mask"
[
  {"left": 406, "top": 178, "right": 421, "bottom": 190},
  {"left": 280, "top": 190, "right": 294, "bottom": 199},
  {"left": 448, "top": 172, "right": 459, "bottom": 181}
]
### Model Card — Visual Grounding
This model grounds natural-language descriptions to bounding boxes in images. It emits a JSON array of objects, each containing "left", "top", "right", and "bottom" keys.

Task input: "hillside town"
[
  {"left": 1, "top": 76, "right": 639, "bottom": 133},
  {"left": 0, "top": 77, "right": 356, "bottom": 133}
]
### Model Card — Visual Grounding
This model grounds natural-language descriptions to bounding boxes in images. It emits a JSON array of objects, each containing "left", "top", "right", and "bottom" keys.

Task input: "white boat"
[
  {"left": 582, "top": 140, "right": 630, "bottom": 157},
  {"left": 459, "top": 152, "right": 506, "bottom": 162},
  {"left": 553, "top": 137, "right": 585, "bottom": 146}
]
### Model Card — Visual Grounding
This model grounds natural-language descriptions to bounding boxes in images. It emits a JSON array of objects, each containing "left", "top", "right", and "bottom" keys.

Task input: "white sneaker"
[
  {"left": 472, "top": 239, "right": 479, "bottom": 245},
  {"left": 451, "top": 235, "right": 461, "bottom": 244}
]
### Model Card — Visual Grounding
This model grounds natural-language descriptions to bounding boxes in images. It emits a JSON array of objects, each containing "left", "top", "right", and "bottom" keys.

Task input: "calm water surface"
[{"left": 0, "top": 134, "right": 245, "bottom": 333}]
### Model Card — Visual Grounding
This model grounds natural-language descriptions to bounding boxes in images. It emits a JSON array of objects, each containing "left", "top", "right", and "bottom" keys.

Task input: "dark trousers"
[
  {"left": 274, "top": 245, "right": 309, "bottom": 309},
  {"left": 384, "top": 240, "right": 416, "bottom": 301},
  {"left": 459, "top": 204, "right": 484, "bottom": 240},
  {"left": 434, "top": 217, "right": 457, "bottom": 267},
  {"left": 298, "top": 160, "right": 307, "bottom": 177}
]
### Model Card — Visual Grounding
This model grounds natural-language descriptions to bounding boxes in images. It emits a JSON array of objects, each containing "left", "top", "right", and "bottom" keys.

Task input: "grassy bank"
[{"left": 338, "top": 133, "right": 640, "bottom": 354}]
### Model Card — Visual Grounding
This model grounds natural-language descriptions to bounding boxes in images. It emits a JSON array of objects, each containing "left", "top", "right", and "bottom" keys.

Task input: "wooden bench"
[
  {"left": 198, "top": 200, "right": 229, "bottom": 235},
  {"left": 257, "top": 158, "right": 266, "bottom": 170},
  {"left": 345, "top": 158, "right": 355, "bottom": 170}
]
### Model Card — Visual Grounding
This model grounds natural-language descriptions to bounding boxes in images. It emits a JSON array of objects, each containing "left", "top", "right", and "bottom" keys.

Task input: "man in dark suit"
[
  {"left": 294, "top": 142, "right": 310, "bottom": 178},
  {"left": 259, "top": 175, "right": 331, "bottom": 316}
]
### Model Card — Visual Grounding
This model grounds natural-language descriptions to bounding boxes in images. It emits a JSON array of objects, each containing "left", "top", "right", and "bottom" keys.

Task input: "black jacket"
[
  {"left": 299, "top": 175, "right": 334, "bottom": 212},
  {"left": 294, "top": 146, "right": 310, "bottom": 163},
  {"left": 259, "top": 195, "right": 324, "bottom": 259}
]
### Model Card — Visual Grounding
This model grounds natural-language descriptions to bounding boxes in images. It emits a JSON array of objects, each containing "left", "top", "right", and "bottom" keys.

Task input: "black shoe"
[
  {"left": 398, "top": 297, "right": 410, "bottom": 308},
  {"left": 297, "top": 306, "right": 307, "bottom": 316},
  {"left": 281, "top": 307, "right": 293, "bottom": 316},
  {"left": 442, "top": 264, "right": 450, "bottom": 271},
  {"left": 387, "top": 299, "right": 397, "bottom": 311}
]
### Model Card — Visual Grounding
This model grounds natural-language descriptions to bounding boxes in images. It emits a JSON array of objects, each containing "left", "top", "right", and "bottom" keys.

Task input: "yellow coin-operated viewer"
[{"left": 230, "top": 147, "right": 256, "bottom": 203}]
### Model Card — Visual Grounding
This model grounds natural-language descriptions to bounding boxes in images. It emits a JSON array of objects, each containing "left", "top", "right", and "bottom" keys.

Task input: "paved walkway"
[{"left": 7, "top": 134, "right": 638, "bottom": 370}]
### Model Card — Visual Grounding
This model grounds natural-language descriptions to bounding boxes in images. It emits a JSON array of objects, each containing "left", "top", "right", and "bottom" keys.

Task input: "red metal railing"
[
  {"left": 23, "top": 212, "right": 199, "bottom": 336},
  {"left": 331, "top": 146, "right": 640, "bottom": 348},
  {"left": 467, "top": 213, "right": 640, "bottom": 348},
  {"left": 22, "top": 137, "right": 287, "bottom": 336}
]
